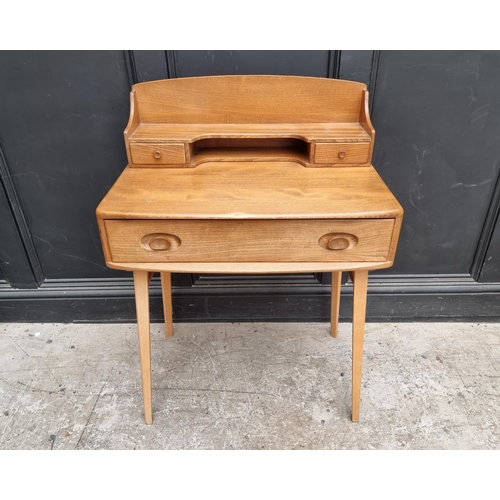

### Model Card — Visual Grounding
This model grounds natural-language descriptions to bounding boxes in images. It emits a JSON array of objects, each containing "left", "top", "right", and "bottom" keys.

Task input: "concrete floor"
[{"left": 0, "top": 321, "right": 498, "bottom": 449}]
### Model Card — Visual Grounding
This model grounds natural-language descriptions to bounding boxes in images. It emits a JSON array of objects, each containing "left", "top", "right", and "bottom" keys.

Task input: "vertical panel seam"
[
  {"left": 0, "top": 143, "right": 44, "bottom": 286},
  {"left": 327, "top": 50, "right": 341, "bottom": 79},
  {"left": 471, "top": 165, "right": 500, "bottom": 281},
  {"left": 124, "top": 50, "right": 138, "bottom": 86},
  {"left": 368, "top": 50, "right": 381, "bottom": 117},
  {"left": 165, "top": 51, "right": 178, "bottom": 79}
]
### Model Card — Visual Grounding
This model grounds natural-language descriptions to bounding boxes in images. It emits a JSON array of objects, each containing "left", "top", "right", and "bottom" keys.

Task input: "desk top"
[{"left": 97, "top": 162, "right": 402, "bottom": 220}]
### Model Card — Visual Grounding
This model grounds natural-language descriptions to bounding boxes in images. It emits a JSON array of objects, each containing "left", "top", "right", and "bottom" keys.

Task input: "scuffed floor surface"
[{"left": 0, "top": 321, "right": 498, "bottom": 450}]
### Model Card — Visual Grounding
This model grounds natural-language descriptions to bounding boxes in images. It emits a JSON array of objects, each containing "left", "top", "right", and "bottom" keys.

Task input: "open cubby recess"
[{"left": 190, "top": 137, "right": 311, "bottom": 166}]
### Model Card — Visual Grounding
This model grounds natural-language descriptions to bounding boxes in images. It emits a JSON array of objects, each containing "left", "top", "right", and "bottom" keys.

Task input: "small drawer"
[
  {"left": 104, "top": 219, "right": 395, "bottom": 264},
  {"left": 130, "top": 143, "right": 186, "bottom": 165},
  {"left": 314, "top": 143, "right": 370, "bottom": 165}
]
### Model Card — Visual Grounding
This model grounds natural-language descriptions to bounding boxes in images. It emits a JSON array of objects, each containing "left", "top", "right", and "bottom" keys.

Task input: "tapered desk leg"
[
  {"left": 161, "top": 272, "right": 173, "bottom": 339},
  {"left": 133, "top": 270, "right": 153, "bottom": 425},
  {"left": 330, "top": 271, "right": 342, "bottom": 338},
  {"left": 350, "top": 270, "right": 368, "bottom": 422}
]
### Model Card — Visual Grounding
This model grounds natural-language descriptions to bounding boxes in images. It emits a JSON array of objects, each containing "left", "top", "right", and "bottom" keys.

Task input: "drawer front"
[
  {"left": 130, "top": 143, "right": 186, "bottom": 165},
  {"left": 104, "top": 219, "right": 395, "bottom": 263},
  {"left": 314, "top": 143, "right": 370, "bottom": 165}
]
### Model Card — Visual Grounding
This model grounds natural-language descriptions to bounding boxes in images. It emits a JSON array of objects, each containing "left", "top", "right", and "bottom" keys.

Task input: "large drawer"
[{"left": 104, "top": 219, "right": 395, "bottom": 263}]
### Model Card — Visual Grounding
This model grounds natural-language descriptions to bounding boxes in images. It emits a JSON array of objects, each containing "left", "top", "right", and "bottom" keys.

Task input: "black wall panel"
[
  {"left": 0, "top": 51, "right": 130, "bottom": 280},
  {"left": 371, "top": 51, "right": 500, "bottom": 275},
  {"left": 0, "top": 50, "right": 499, "bottom": 322},
  {"left": 338, "top": 50, "right": 374, "bottom": 87},
  {"left": 174, "top": 50, "right": 332, "bottom": 78}
]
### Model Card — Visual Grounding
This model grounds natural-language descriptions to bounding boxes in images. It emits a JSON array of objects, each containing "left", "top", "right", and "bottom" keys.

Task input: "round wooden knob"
[
  {"left": 149, "top": 237, "right": 171, "bottom": 251},
  {"left": 153, "top": 150, "right": 162, "bottom": 159},
  {"left": 327, "top": 237, "right": 350, "bottom": 250},
  {"left": 338, "top": 151, "right": 346, "bottom": 159}
]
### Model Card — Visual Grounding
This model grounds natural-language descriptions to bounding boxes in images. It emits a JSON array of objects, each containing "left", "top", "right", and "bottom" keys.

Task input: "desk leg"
[
  {"left": 350, "top": 270, "right": 368, "bottom": 422},
  {"left": 133, "top": 270, "right": 153, "bottom": 425},
  {"left": 160, "top": 272, "right": 173, "bottom": 339},
  {"left": 330, "top": 271, "right": 342, "bottom": 338}
]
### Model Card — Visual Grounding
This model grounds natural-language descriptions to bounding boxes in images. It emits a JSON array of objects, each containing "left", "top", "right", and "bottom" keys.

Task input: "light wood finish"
[
  {"left": 350, "top": 270, "right": 368, "bottom": 422},
  {"left": 96, "top": 163, "right": 402, "bottom": 221},
  {"left": 188, "top": 140, "right": 311, "bottom": 167},
  {"left": 359, "top": 90, "right": 376, "bottom": 162},
  {"left": 161, "top": 272, "right": 173, "bottom": 338},
  {"left": 123, "top": 76, "right": 375, "bottom": 168},
  {"left": 104, "top": 219, "right": 395, "bottom": 264},
  {"left": 128, "top": 123, "right": 372, "bottom": 168},
  {"left": 105, "top": 261, "right": 396, "bottom": 273},
  {"left": 124, "top": 89, "right": 140, "bottom": 140},
  {"left": 129, "top": 122, "right": 371, "bottom": 143},
  {"left": 314, "top": 143, "right": 370, "bottom": 165},
  {"left": 130, "top": 143, "right": 186, "bottom": 165},
  {"left": 96, "top": 76, "right": 404, "bottom": 424},
  {"left": 133, "top": 271, "right": 153, "bottom": 424},
  {"left": 128, "top": 76, "right": 367, "bottom": 124},
  {"left": 330, "top": 272, "right": 342, "bottom": 338}
]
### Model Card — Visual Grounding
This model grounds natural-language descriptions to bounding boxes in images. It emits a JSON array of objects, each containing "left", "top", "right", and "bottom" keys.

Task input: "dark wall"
[{"left": 1, "top": 50, "right": 499, "bottom": 322}]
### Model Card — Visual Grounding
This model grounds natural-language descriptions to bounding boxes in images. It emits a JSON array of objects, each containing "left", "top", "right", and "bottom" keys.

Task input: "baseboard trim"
[{"left": 1, "top": 275, "right": 499, "bottom": 323}]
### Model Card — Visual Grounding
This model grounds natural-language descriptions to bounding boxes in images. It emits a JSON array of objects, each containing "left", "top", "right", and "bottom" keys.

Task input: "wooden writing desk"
[{"left": 96, "top": 76, "right": 403, "bottom": 424}]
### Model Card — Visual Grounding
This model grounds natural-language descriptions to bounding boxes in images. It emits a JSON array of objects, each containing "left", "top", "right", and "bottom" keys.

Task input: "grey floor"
[{"left": 0, "top": 321, "right": 498, "bottom": 450}]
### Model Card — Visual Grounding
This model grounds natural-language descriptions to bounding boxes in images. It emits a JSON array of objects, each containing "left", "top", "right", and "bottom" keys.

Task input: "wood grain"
[
  {"left": 96, "top": 164, "right": 403, "bottom": 221},
  {"left": 125, "top": 77, "right": 375, "bottom": 168},
  {"left": 133, "top": 270, "right": 153, "bottom": 424},
  {"left": 314, "top": 143, "right": 370, "bottom": 165},
  {"left": 350, "top": 270, "right": 368, "bottom": 422},
  {"left": 104, "top": 219, "right": 395, "bottom": 264},
  {"left": 359, "top": 89, "right": 375, "bottom": 162},
  {"left": 103, "top": 260, "right": 397, "bottom": 273},
  {"left": 129, "top": 122, "right": 372, "bottom": 144},
  {"left": 124, "top": 90, "right": 140, "bottom": 164},
  {"left": 131, "top": 75, "right": 367, "bottom": 124},
  {"left": 130, "top": 143, "right": 186, "bottom": 165},
  {"left": 330, "top": 271, "right": 342, "bottom": 338},
  {"left": 188, "top": 146, "right": 310, "bottom": 168},
  {"left": 161, "top": 272, "right": 173, "bottom": 338},
  {"left": 95, "top": 75, "right": 404, "bottom": 425},
  {"left": 128, "top": 123, "right": 371, "bottom": 168}
]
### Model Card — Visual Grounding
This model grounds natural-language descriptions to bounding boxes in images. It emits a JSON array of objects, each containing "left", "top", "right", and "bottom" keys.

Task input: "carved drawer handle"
[
  {"left": 149, "top": 237, "right": 171, "bottom": 251},
  {"left": 338, "top": 151, "right": 346, "bottom": 159},
  {"left": 318, "top": 233, "right": 358, "bottom": 251},
  {"left": 153, "top": 150, "right": 162, "bottom": 159},
  {"left": 327, "top": 237, "right": 350, "bottom": 250},
  {"left": 141, "top": 233, "right": 181, "bottom": 252}
]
